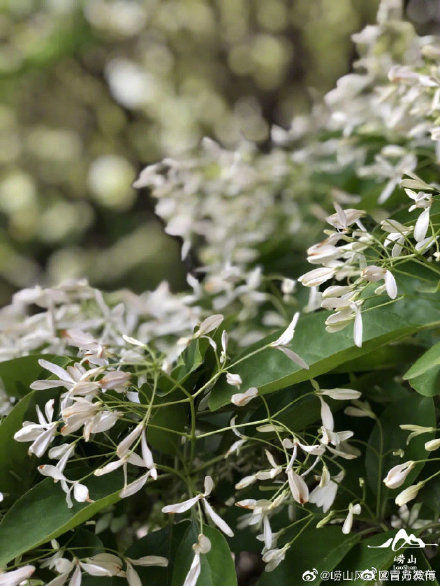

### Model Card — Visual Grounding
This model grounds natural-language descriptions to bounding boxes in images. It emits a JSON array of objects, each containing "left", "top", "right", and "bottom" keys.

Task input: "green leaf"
[
  {"left": 171, "top": 524, "right": 237, "bottom": 586},
  {"left": 365, "top": 392, "right": 435, "bottom": 499},
  {"left": 158, "top": 338, "right": 209, "bottom": 396},
  {"left": 148, "top": 402, "right": 187, "bottom": 455},
  {"left": 0, "top": 355, "right": 69, "bottom": 399},
  {"left": 209, "top": 273, "right": 440, "bottom": 410},
  {"left": 0, "top": 473, "right": 123, "bottom": 567},
  {"left": 404, "top": 341, "right": 440, "bottom": 380},
  {"left": 258, "top": 526, "right": 360, "bottom": 585},
  {"left": 407, "top": 367, "right": 440, "bottom": 396},
  {"left": 0, "top": 388, "right": 60, "bottom": 500},
  {"left": 404, "top": 341, "right": 440, "bottom": 396}
]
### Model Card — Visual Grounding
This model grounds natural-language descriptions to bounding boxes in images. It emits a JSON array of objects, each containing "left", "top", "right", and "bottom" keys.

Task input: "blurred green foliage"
[{"left": 0, "top": 0, "right": 378, "bottom": 303}]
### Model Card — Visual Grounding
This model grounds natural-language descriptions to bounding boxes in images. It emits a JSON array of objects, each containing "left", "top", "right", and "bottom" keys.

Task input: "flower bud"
[
  {"left": 395, "top": 482, "right": 424, "bottom": 507},
  {"left": 425, "top": 438, "right": 440, "bottom": 452},
  {"left": 383, "top": 461, "right": 415, "bottom": 489}
]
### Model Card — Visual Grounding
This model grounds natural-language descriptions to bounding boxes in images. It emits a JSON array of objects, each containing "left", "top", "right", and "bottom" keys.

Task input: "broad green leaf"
[
  {"left": 0, "top": 473, "right": 123, "bottom": 567},
  {"left": 0, "top": 388, "right": 60, "bottom": 500},
  {"left": 148, "top": 402, "right": 187, "bottom": 455},
  {"left": 0, "top": 355, "right": 69, "bottom": 399},
  {"left": 171, "top": 524, "right": 237, "bottom": 586},
  {"left": 365, "top": 392, "right": 435, "bottom": 501},
  {"left": 332, "top": 343, "right": 420, "bottom": 373},
  {"left": 259, "top": 526, "right": 360, "bottom": 585},
  {"left": 407, "top": 367, "right": 440, "bottom": 396},
  {"left": 404, "top": 341, "right": 440, "bottom": 396},
  {"left": 404, "top": 341, "right": 440, "bottom": 380},
  {"left": 209, "top": 271, "right": 440, "bottom": 410}
]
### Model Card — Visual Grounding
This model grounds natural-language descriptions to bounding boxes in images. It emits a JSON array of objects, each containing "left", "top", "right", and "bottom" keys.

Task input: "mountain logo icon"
[{"left": 368, "top": 529, "right": 438, "bottom": 551}]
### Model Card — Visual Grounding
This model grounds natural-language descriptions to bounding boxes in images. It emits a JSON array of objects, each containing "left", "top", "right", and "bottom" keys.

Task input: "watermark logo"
[
  {"left": 301, "top": 529, "right": 439, "bottom": 582},
  {"left": 301, "top": 569, "right": 318, "bottom": 582},
  {"left": 367, "top": 528, "right": 437, "bottom": 551}
]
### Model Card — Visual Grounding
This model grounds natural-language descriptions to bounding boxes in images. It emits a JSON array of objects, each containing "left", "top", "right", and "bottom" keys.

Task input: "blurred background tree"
[{"left": 6, "top": 0, "right": 437, "bottom": 305}]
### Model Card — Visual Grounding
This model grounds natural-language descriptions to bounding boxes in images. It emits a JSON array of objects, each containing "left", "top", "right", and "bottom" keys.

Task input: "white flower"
[
  {"left": 342, "top": 503, "right": 361, "bottom": 534},
  {"left": 79, "top": 553, "right": 123, "bottom": 576},
  {"left": 425, "top": 438, "right": 440, "bottom": 451},
  {"left": 99, "top": 370, "right": 130, "bottom": 392},
  {"left": 64, "top": 329, "right": 107, "bottom": 365},
  {"left": 60, "top": 398, "right": 106, "bottom": 440},
  {"left": 383, "top": 461, "right": 415, "bottom": 489},
  {"left": 125, "top": 555, "right": 168, "bottom": 586},
  {"left": 361, "top": 266, "right": 397, "bottom": 299},
  {"left": 31, "top": 359, "right": 101, "bottom": 396},
  {"left": 80, "top": 553, "right": 124, "bottom": 577},
  {"left": 319, "top": 388, "right": 361, "bottom": 400},
  {"left": 319, "top": 397, "right": 334, "bottom": 431},
  {"left": 381, "top": 219, "right": 412, "bottom": 257},
  {"left": 326, "top": 205, "right": 365, "bottom": 230},
  {"left": 269, "top": 312, "right": 308, "bottom": 369},
  {"left": 14, "top": 399, "right": 57, "bottom": 457},
  {"left": 116, "top": 424, "right": 143, "bottom": 458},
  {"left": 162, "top": 476, "right": 233, "bottom": 537},
  {"left": 286, "top": 469, "right": 309, "bottom": 504},
  {"left": 298, "top": 267, "right": 335, "bottom": 288},
  {"left": 181, "top": 534, "right": 211, "bottom": 586},
  {"left": 262, "top": 544, "right": 289, "bottom": 572},
  {"left": 0, "top": 565, "right": 35, "bottom": 586},
  {"left": 395, "top": 482, "right": 424, "bottom": 507},
  {"left": 400, "top": 424, "right": 435, "bottom": 444},
  {"left": 231, "top": 387, "right": 258, "bottom": 406},
  {"left": 195, "top": 315, "right": 224, "bottom": 337},
  {"left": 226, "top": 373, "right": 242, "bottom": 387},
  {"left": 281, "top": 278, "right": 296, "bottom": 295},
  {"left": 270, "top": 313, "right": 299, "bottom": 347},
  {"left": 309, "top": 480, "right": 338, "bottom": 513},
  {"left": 126, "top": 561, "right": 142, "bottom": 586}
]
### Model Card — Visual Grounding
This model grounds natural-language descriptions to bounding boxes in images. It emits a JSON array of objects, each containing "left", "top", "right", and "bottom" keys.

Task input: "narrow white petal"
[
  {"left": 116, "top": 424, "right": 143, "bottom": 458},
  {"left": 203, "top": 499, "right": 234, "bottom": 537},
  {"left": 162, "top": 494, "right": 201, "bottom": 514},
  {"left": 128, "top": 556, "right": 168, "bottom": 567},
  {"left": 39, "top": 359, "right": 73, "bottom": 383},
  {"left": 276, "top": 346, "right": 309, "bottom": 369},
  {"left": 79, "top": 562, "right": 113, "bottom": 577},
  {"left": 271, "top": 313, "right": 300, "bottom": 347},
  {"left": 0, "top": 565, "right": 35, "bottom": 585},
  {"left": 141, "top": 431, "right": 154, "bottom": 469},
  {"left": 353, "top": 307, "right": 363, "bottom": 348},
  {"left": 68, "top": 565, "right": 82, "bottom": 586},
  {"left": 94, "top": 459, "right": 125, "bottom": 476},
  {"left": 204, "top": 475, "right": 214, "bottom": 496},
  {"left": 182, "top": 554, "right": 201, "bottom": 586},
  {"left": 414, "top": 207, "right": 430, "bottom": 242},
  {"left": 120, "top": 472, "right": 149, "bottom": 499},
  {"left": 126, "top": 562, "right": 142, "bottom": 586},
  {"left": 384, "top": 271, "right": 397, "bottom": 299},
  {"left": 319, "top": 397, "right": 334, "bottom": 431},
  {"left": 38, "top": 464, "right": 66, "bottom": 481}
]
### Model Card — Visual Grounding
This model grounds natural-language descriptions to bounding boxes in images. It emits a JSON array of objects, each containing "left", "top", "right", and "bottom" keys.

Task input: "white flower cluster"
[{"left": 4, "top": 1, "right": 440, "bottom": 582}]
